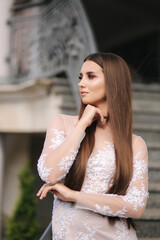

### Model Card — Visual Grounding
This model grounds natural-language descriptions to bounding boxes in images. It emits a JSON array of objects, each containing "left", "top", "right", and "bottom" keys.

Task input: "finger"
[
  {"left": 39, "top": 186, "right": 51, "bottom": 199},
  {"left": 96, "top": 108, "right": 104, "bottom": 123},
  {"left": 37, "top": 183, "right": 48, "bottom": 196},
  {"left": 49, "top": 190, "right": 57, "bottom": 194},
  {"left": 40, "top": 185, "right": 57, "bottom": 199}
]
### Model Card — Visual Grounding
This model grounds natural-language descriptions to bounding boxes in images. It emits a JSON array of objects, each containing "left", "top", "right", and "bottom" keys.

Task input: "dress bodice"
[{"left": 81, "top": 141, "right": 115, "bottom": 194}]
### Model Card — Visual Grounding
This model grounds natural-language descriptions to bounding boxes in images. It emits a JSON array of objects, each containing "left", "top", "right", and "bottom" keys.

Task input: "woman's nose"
[{"left": 78, "top": 77, "right": 85, "bottom": 88}]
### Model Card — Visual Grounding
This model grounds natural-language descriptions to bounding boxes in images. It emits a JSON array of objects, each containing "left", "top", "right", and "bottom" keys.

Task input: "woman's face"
[{"left": 78, "top": 60, "right": 107, "bottom": 106}]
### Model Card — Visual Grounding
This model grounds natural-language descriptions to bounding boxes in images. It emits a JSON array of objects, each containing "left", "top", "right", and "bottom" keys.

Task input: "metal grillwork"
[{"left": 9, "top": 0, "right": 97, "bottom": 108}]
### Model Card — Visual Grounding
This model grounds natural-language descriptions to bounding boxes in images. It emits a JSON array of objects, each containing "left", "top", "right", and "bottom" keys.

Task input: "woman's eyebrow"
[{"left": 79, "top": 71, "right": 98, "bottom": 75}]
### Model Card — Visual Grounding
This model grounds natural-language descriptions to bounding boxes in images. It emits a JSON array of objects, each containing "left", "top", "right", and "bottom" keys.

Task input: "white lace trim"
[
  {"left": 38, "top": 127, "right": 86, "bottom": 183},
  {"left": 49, "top": 128, "right": 65, "bottom": 149},
  {"left": 121, "top": 183, "right": 149, "bottom": 211},
  {"left": 121, "top": 152, "right": 149, "bottom": 211},
  {"left": 37, "top": 153, "right": 52, "bottom": 183},
  {"left": 37, "top": 128, "right": 66, "bottom": 183},
  {"left": 131, "top": 152, "right": 148, "bottom": 183},
  {"left": 56, "top": 131, "right": 85, "bottom": 180},
  {"left": 57, "top": 149, "right": 79, "bottom": 173},
  {"left": 94, "top": 204, "right": 127, "bottom": 218}
]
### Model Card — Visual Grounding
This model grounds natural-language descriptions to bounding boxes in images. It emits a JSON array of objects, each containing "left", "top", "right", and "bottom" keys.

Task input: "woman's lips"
[{"left": 80, "top": 91, "right": 88, "bottom": 96}]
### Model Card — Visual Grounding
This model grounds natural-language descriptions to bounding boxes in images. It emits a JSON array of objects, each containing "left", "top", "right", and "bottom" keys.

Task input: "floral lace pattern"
[
  {"left": 94, "top": 204, "right": 127, "bottom": 218},
  {"left": 87, "top": 150, "right": 148, "bottom": 218},
  {"left": 121, "top": 152, "right": 149, "bottom": 211},
  {"left": 57, "top": 149, "right": 79, "bottom": 173},
  {"left": 121, "top": 183, "right": 149, "bottom": 211},
  {"left": 49, "top": 128, "right": 66, "bottom": 150},
  {"left": 81, "top": 141, "right": 115, "bottom": 194},
  {"left": 52, "top": 197, "right": 76, "bottom": 240},
  {"left": 130, "top": 152, "right": 148, "bottom": 183},
  {"left": 75, "top": 222, "right": 101, "bottom": 240},
  {"left": 37, "top": 128, "right": 66, "bottom": 183},
  {"left": 37, "top": 153, "right": 52, "bottom": 183},
  {"left": 37, "top": 127, "right": 85, "bottom": 183},
  {"left": 114, "top": 220, "right": 130, "bottom": 240}
]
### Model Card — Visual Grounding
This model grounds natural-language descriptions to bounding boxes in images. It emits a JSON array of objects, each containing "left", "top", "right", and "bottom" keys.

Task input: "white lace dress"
[{"left": 37, "top": 114, "right": 148, "bottom": 240}]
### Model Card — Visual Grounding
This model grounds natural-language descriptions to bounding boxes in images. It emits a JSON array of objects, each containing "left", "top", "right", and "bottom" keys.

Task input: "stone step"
[
  {"left": 148, "top": 161, "right": 160, "bottom": 183},
  {"left": 134, "top": 123, "right": 160, "bottom": 132},
  {"left": 52, "top": 77, "right": 70, "bottom": 86},
  {"left": 133, "top": 99, "right": 160, "bottom": 114},
  {"left": 147, "top": 142, "right": 160, "bottom": 150},
  {"left": 136, "top": 221, "right": 160, "bottom": 238},
  {"left": 133, "top": 90, "right": 160, "bottom": 101},
  {"left": 132, "top": 83, "right": 160, "bottom": 94},
  {"left": 136, "top": 209, "right": 160, "bottom": 238},
  {"left": 148, "top": 149, "right": 160, "bottom": 162},
  {"left": 142, "top": 208, "right": 160, "bottom": 220},
  {"left": 54, "top": 85, "right": 72, "bottom": 94},
  {"left": 60, "top": 98, "right": 76, "bottom": 110},
  {"left": 148, "top": 182, "right": 160, "bottom": 192},
  {"left": 147, "top": 182, "right": 160, "bottom": 208},
  {"left": 149, "top": 171, "right": 160, "bottom": 183},
  {"left": 60, "top": 95, "right": 77, "bottom": 114},
  {"left": 60, "top": 109, "right": 77, "bottom": 116},
  {"left": 52, "top": 85, "right": 77, "bottom": 114},
  {"left": 133, "top": 129, "right": 160, "bottom": 146},
  {"left": 139, "top": 238, "right": 160, "bottom": 240},
  {"left": 149, "top": 161, "right": 160, "bottom": 170},
  {"left": 60, "top": 104, "right": 77, "bottom": 113},
  {"left": 133, "top": 112, "right": 160, "bottom": 127},
  {"left": 133, "top": 86, "right": 160, "bottom": 101},
  {"left": 61, "top": 94, "right": 76, "bottom": 105}
]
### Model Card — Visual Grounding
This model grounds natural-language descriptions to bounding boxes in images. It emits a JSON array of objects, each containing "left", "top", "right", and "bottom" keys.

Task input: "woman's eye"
[
  {"left": 88, "top": 74, "right": 94, "bottom": 79},
  {"left": 78, "top": 76, "right": 82, "bottom": 81}
]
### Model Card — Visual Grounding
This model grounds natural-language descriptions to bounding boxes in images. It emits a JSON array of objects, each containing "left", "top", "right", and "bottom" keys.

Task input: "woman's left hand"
[{"left": 36, "top": 182, "right": 77, "bottom": 203}]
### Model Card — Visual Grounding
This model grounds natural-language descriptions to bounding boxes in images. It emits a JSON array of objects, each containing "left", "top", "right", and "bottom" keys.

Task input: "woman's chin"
[
  {"left": 82, "top": 100, "right": 97, "bottom": 106},
  {"left": 82, "top": 100, "right": 92, "bottom": 105}
]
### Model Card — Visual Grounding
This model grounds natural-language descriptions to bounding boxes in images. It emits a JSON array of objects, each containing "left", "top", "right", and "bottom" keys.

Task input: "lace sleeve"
[
  {"left": 37, "top": 114, "right": 85, "bottom": 184},
  {"left": 76, "top": 136, "right": 149, "bottom": 219}
]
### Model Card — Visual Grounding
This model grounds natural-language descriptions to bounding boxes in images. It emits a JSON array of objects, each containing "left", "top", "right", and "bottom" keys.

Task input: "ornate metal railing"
[
  {"left": 39, "top": 222, "right": 52, "bottom": 240},
  {"left": 8, "top": 0, "right": 97, "bottom": 108}
]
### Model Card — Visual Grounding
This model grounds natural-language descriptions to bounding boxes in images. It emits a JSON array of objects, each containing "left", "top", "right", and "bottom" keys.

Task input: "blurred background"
[{"left": 0, "top": 0, "right": 160, "bottom": 239}]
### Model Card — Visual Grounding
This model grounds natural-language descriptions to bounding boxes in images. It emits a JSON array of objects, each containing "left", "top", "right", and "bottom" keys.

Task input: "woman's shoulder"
[
  {"left": 51, "top": 113, "right": 78, "bottom": 121},
  {"left": 132, "top": 133, "right": 148, "bottom": 154},
  {"left": 132, "top": 134, "right": 147, "bottom": 146},
  {"left": 52, "top": 113, "right": 79, "bottom": 128},
  {"left": 48, "top": 114, "right": 79, "bottom": 134},
  {"left": 60, "top": 114, "right": 79, "bottom": 123}
]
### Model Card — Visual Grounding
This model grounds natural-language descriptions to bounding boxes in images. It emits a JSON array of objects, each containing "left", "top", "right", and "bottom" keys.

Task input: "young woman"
[{"left": 37, "top": 52, "right": 148, "bottom": 240}]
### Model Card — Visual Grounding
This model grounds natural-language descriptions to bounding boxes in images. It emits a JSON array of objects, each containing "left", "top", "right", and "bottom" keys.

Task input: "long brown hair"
[{"left": 65, "top": 52, "right": 135, "bottom": 229}]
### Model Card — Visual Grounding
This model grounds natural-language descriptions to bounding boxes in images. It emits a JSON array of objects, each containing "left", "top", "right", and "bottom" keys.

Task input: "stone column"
[{"left": 0, "top": 134, "right": 4, "bottom": 239}]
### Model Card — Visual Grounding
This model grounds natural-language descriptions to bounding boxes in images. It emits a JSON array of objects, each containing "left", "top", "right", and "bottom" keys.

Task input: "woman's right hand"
[{"left": 77, "top": 105, "right": 106, "bottom": 130}]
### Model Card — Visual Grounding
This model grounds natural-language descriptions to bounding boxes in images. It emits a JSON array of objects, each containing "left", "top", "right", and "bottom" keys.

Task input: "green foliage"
[{"left": 5, "top": 162, "right": 40, "bottom": 240}]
